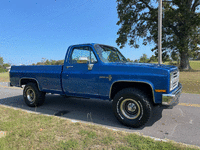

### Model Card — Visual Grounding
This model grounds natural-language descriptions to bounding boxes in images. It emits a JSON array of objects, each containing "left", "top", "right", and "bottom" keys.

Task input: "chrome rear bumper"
[{"left": 162, "top": 83, "right": 182, "bottom": 106}]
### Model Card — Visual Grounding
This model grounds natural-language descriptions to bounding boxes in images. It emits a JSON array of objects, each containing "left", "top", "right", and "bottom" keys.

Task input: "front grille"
[
  {"left": 173, "top": 71, "right": 178, "bottom": 78},
  {"left": 170, "top": 70, "right": 179, "bottom": 91}
]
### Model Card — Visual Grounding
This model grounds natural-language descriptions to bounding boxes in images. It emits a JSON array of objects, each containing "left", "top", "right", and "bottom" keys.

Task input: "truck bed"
[{"left": 10, "top": 65, "right": 63, "bottom": 94}]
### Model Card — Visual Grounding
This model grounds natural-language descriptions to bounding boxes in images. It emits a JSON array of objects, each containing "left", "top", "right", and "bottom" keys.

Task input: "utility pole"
[{"left": 158, "top": 0, "right": 162, "bottom": 64}]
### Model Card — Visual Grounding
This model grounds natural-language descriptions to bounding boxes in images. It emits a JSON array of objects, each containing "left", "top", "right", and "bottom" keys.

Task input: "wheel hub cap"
[
  {"left": 120, "top": 99, "right": 141, "bottom": 119},
  {"left": 26, "top": 89, "right": 35, "bottom": 103},
  {"left": 127, "top": 103, "right": 136, "bottom": 112}
]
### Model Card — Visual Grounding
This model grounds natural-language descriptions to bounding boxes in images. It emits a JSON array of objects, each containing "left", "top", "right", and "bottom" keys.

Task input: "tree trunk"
[{"left": 180, "top": 52, "right": 191, "bottom": 70}]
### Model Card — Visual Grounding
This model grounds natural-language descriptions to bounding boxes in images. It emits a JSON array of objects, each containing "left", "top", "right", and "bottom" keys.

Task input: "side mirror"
[{"left": 88, "top": 64, "right": 94, "bottom": 71}]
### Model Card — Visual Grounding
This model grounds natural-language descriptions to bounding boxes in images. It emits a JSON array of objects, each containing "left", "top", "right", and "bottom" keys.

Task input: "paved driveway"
[{"left": 0, "top": 82, "right": 200, "bottom": 147}]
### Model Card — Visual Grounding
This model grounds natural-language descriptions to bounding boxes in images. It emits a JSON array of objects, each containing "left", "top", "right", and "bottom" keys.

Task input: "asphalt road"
[{"left": 0, "top": 82, "right": 200, "bottom": 147}]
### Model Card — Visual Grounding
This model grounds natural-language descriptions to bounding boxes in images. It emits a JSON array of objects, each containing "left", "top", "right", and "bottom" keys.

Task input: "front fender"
[{"left": 109, "top": 79, "right": 155, "bottom": 103}]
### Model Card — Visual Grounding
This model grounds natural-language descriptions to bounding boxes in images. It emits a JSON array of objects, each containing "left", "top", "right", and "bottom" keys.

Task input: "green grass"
[
  {"left": 102, "top": 136, "right": 115, "bottom": 145},
  {"left": 0, "top": 72, "right": 9, "bottom": 82},
  {"left": 58, "top": 139, "right": 78, "bottom": 150},
  {"left": 0, "top": 105, "right": 199, "bottom": 150},
  {"left": 177, "top": 61, "right": 200, "bottom": 94},
  {"left": 189, "top": 61, "right": 200, "bottom": 70},
  {"left": 179, "top": 71, "right": 200, "bottom": 94}
]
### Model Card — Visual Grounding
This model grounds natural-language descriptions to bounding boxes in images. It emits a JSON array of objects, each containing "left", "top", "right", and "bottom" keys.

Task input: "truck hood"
[
  {"left": 103, "top": 62, "right": 178, "bottom": 75},
  {"left": 126, "top": 62, "right": 177, "bottom": 71}
]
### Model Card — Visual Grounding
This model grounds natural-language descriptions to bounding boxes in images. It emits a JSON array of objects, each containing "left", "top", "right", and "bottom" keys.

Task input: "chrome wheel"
[
  {"left": 120, "top": 99, "right": 140, "bottom": 119},
  {"left": 26, "top": 89, "right": 35, "bottom": 104},
  {"left": 23, "top": 83, "right": 46, "bottom": 107}
]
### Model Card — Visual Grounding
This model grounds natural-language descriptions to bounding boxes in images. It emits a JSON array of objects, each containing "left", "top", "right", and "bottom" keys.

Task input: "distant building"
[{"left": 6, "top": 66, "right": 11, "bottom": 72}]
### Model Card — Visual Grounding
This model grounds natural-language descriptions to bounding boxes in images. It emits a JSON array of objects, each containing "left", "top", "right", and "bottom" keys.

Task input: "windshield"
[{"left": 94, "top": 44, "right": 127, "bottom": 63}]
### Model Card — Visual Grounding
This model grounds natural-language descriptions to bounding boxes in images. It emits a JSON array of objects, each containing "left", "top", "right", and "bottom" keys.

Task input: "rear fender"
[{"left": 20, "top": 78, "right": 41, "bottom": 91}]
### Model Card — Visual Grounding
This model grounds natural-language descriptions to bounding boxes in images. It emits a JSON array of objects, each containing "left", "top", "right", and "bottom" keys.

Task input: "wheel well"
[
  {"left": 110, "top": 82, "right": 154, "bottom": 104},
  {"left": 20, "top": 79, "right": 39, "bottom": 89}
]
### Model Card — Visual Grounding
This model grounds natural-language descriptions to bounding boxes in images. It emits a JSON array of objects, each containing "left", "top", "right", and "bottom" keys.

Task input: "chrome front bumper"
[{"left": 162, "top": 83, "right": 182, "bottom": 106}]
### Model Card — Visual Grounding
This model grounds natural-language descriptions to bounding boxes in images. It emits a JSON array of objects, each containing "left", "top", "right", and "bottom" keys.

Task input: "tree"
[
  {"left": 33, "top": 59, "right": 64, "bottom": 65},
  {"left": 171, "top": 51, "right": 179, "bottom": 61},
  {"left": 3, "top": 63, "right": 11, "bottom": 67},
  {"left": 139, "top": 54, "right": 149, "bottom": 63},
  {"left": 149, "top": 55, "right": 158, "bottom": 62},
  {"left": 127, "top": 58, "right": 134, "bottom": 62},
  {"left": 55, "top": 60, "right": 64, "bottom": 65},
  {"left": 154, "top": 51, "right": 170, "bottom": 63},
  {"left": 197, "top": 52, "right": 200, "bottom": 60},
  {"left": 45, "top": 59, "right": 51, "bottom": 65},
  {"left": 0, "top": 56, "right": 6, "bottom": 72},
  {"left": 41, "top": 58, "right": 46, "bottom": 64},
  {"left": 116, "top": 0, "right": 200, "bottom": 70},
  {"left": 134, "top": 59, "right": 139, "bottom": 63},
  {"left": 0, "top": 56, "right": 3, "bottom": 66}
]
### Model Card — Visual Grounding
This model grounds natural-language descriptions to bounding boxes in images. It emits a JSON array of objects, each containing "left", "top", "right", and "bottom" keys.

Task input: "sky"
[{"left": 0, "top": 0, "right": 155, "bottom": 65}]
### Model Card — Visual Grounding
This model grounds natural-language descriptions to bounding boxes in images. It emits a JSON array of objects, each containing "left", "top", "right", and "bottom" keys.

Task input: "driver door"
[{"left": 62, "top": 46, "right": 99, "bottom": 98}]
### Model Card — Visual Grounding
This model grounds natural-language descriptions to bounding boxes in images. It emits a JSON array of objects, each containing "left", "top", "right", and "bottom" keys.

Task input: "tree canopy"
[
  {"left": 116, "top": 0, "right": 200, "bottom": 70},
  {"left": 0, "top": 56, "right": 11, "bottom": 73},
  {"left": 0, "top": 56, "right": 3, "bottom": 66},
  {"left": 32, "top": 58, "right": 64, "bottom": 66},
  {"left": 139, "top": 54, "right": 149, "bottom": 63}
]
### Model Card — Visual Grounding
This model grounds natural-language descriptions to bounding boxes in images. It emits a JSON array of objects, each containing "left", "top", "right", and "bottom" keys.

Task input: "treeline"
[
  {"left": 127, "top": 53, "right": 200, "bottom": 64},
  {"left": 127, "top": 54, "right": 160, "bottom": 63},
  {"left": 0, "top": 65, "right": 7, "bottom": 73},
  {"left": 0, "top": 56, "right": 11, "bottom": 73},
  {"left": 32, "top": 58, "right": 64, "bottom": 66}
]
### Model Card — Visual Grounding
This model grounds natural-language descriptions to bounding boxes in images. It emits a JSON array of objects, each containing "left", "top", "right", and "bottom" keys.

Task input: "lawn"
[
  {"left": 179, "top": 70, "right": 200, "bottom": 94},
  {"left": 176, "top": 61, "right": 200, "bottom": 94},
  {"left": 189, "top": 61, "right": 200, "bottom": 70},
  {"left": 0, "top": 105, "right": 199, "bottom": 150},
  {"left": 0, "top": 72, "right": 9, "bottom": 82}
]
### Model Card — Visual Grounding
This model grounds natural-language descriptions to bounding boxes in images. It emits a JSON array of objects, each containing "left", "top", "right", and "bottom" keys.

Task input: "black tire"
[
  {"left": 23, "top": 83, "right": 46, "bottom": 107},
  {"left": 112, "top": 88, "right": 152, "bottom": 128}
]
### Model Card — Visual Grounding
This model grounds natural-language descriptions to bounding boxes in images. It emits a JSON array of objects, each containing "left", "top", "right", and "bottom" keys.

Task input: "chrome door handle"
[
  {"left": 99, "top": 75, "right": 112, "bottom": 81},
  {"left": 66, "top": 66, "right": 73, "bottom": 69},
  {"left": 99, "top": 76, "right": 106, "bottom": 79}
]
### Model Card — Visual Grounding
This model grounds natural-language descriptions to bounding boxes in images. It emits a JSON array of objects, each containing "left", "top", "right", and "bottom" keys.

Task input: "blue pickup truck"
[{"left": 10, "top": 43, "right": 182, "bottom": 127}]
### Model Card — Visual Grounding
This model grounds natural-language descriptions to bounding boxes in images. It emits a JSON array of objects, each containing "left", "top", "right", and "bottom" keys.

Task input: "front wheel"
[
  {"left": 112, "top": 88, "right": 152, "bottom": 128},
  {"left": 23, "top": 83, "right": 46, "bottom": 107}
]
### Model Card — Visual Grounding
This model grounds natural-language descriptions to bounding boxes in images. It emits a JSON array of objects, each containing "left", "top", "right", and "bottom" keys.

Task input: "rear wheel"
[
  {"left": 23, "top": 83, "right": 46, "bottom": 107},
  {"left": 112, "top": 88, "right": 152, "bottom": 128}
]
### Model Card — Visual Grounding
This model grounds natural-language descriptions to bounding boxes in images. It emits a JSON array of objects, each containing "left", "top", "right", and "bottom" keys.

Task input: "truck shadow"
[{"left": 0, "top": 94, "right": 167, "bottom": 130}]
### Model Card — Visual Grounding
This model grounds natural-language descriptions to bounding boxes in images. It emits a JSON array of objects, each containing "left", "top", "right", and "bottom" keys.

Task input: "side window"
[{"left": 70, "top": 46, "right": 97, "bottom": 64}]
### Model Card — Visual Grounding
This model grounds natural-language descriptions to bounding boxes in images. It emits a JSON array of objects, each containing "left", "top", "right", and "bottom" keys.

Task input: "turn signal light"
[{"left": 155, "top": 89, "right": 166, "bottom": 93}]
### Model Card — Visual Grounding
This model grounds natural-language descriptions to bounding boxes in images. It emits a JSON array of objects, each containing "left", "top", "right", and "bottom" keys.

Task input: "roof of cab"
[
  {"left": 69, "top": 43, "right": 117, "bottom": 48},
  {"left": 69, "top": 43, "right": 97, "bottom": 47}
]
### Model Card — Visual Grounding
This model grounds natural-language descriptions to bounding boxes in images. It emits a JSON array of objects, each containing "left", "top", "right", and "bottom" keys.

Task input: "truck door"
[{"left": 62, "top": 45, "right": 99, "bottom": 98}]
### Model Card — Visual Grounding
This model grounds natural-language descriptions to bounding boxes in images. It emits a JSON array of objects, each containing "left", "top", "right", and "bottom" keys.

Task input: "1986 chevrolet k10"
[{"left": 10, "top": 43, "right": 182, "bottom": 127}]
